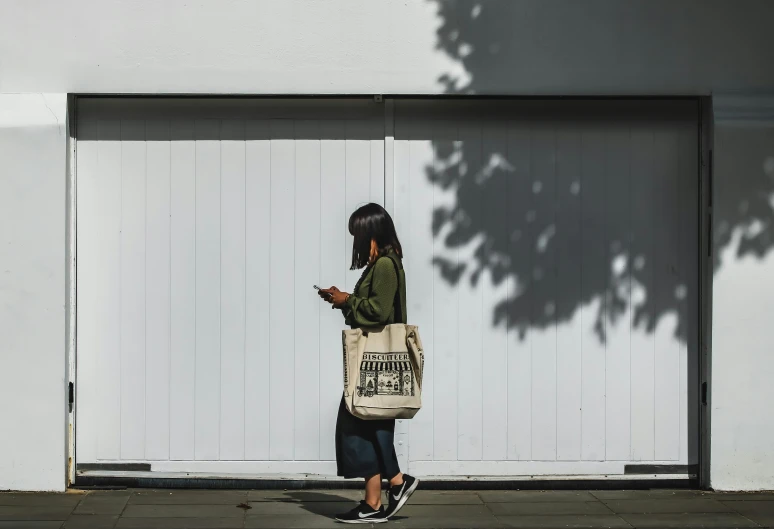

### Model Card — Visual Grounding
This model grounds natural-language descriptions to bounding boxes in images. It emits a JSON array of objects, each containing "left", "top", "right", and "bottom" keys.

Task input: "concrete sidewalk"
[{"left": 2, "top": 488, "right": 774, "bottom": 528}]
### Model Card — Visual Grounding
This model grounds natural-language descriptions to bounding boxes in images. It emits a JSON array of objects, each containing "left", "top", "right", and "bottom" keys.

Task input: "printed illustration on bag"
[{"left": 357, "top": 353, "right": 414, "bottom": 398}]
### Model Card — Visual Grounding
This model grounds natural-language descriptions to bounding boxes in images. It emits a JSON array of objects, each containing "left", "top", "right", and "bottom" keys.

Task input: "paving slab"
[
  {"left": 84, "top": 492, "right": 131, "bottom": 497},
  {"left": 603, "top": 499, "right": 734, "bottom": 514},
  {"left": 620, "top": 512, "right": 760, "bottom": 528},
  {"left": 722, "top": 500, "right": 774, "bottom": 516},
  {"left": 496, "top": 514, "right": 631, "bottom": 528},
  {"left": 397, "top": 504, "right": 491, "bottom": 517},
  {"left": 115, "top": 518, "right": 244, "bottom": 529},
  {"left": 121, "top": 504, "right": 245, "bottom": 518},
  {"left": 247, "top": 500, "right": 354, "bottom": 516},
  {"left": 592, "top": 490, "right": 712, "bottom": 501},
  {"left": 712, "top": 492, "right": 774, "bottom": 502},
  {"left": 62, "top": 515, "right": 119, "bottom": 528},
  {"left": 73, "top": 494, "right": 129, "bottom": 515},
  {"left": 478, "top": 490, "right": 598, "bottom": 503},
  {"left": 248, "top": 490, "right": 363, "bottom": 502},
  {"left": 734, "top": 515, "right": 774, "bottom": 527},
  {"left": 387, "top": 514, "right": 506, "bottom": 528},
  {"left": 128, "top": 490, "right": 247, "bottom": 505},
  {"left": 487, "top": 501, "right": 614, "bottom": 516},
  {"left": 720, "top": 500, "right": 774, "bottom": 526},
  {"left": 0, "top": 493, "right": 83, "bottom": 508},
  {"left": 0, "top": 505, "right": 74, "bottom": 521},
  {"left": 0, "top": 522, "right": 64, "bottom": 529},
  {"left": 403, "top": 490, "right": 483, "bottom": 505},
  {"left": 244, "top": 514, "right": 353, "bottom": 528}
]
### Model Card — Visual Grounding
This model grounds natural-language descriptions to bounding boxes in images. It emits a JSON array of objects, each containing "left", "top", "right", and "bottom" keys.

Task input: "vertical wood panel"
[
  {"left": 269, "top": 120, "right": 296, "bottom": 460},
  {"left": 530, "top": 124, "right": 558, "bottom": 461},
  {"left": 96, "top": 119, "right": 122, "bottom": 461},
  {"left": 244, "top": 120, "right": 272, "bottom": 460},
  {"left": 580, "top": 128, "right": 607, "bottom": 461},
  {"left": 319, "top": 122, "right": 347, "bottom": 460},
  {"left": 370, "top": 119, "right": 385, "bottom": 205},
  {"left": 344, "top": 120, "right": 373, "bottom": 292},
  {"left": 555, "top": 127, "right": 583, "bottom": 461},
  {"left": 392, "top": 118, "right": 414, "bottom": 470},
  {"left": 119, "top": 120, "right": 147, "bottom": 460},
  {"left": 393, "top": 123, "right": 411, "bottom": 260},
  {"left": 653, "top": 130, "right": 681, "bottom": 461},
  {"left": 145, "top": 120, "right": 172, "bottom": 460},
  {"left": 169, "top": 120, "right": 197, "bottom": 460},
  {"left": 407, "top": 119, "right": 435, "bottom": 462},
  {"left": 456, "top": 122, "right": 483, "bottom": 461},
  {"left": 604, "top": 128, "right": 633, "bottom": 460},
  {"left": 220, "top": 120, "right": 246, "bottom": 460},
  {"left": 481, "top": 121, "right": 509, "bottom": 461},
  {"left": 294, "top": 120, "right": 321, "bottom": 461},
  {"left": 194, "top": 119, "right": 221, "bottom": 460},
  {"left": 431, "top": 120, "right": 459, "bottom": 462},
  {"left": 629, "top": 129, "right": 655, "bottom": 461},
  {"left": 75, "top": 120, "right": 99, "bottom": 462},
  {"left": 506, "top": 124, "right": 533, "bottom": 461}
]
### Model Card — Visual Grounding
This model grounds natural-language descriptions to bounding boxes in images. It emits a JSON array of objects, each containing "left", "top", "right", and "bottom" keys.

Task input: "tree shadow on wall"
[{"left": 426, "top": 0, "right": 774, "bottom": 345}]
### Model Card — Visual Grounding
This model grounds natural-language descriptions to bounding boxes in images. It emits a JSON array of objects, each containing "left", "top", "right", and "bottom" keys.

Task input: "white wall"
[
  {"left": 711, "top": 96, "right": 774, "bottom": 491},
  {"left": 0, "top": 94, "right": 68, "bottom": 492},
  {"left": 0, "top": 0, "right": 773, "bottom": 95}
]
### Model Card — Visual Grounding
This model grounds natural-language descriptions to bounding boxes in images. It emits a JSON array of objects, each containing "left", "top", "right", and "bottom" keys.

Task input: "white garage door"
[
  {"left": 393, "top": 100, "right": 699, "bottom": 478},
  {"left": 75, "top": 98, "right": 698, "bottom": 481}
]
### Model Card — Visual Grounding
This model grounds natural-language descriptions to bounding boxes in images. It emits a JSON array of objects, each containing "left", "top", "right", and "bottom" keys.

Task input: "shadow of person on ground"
[{"left": 284, "top": 490, "right": 362, "bottom": 517}]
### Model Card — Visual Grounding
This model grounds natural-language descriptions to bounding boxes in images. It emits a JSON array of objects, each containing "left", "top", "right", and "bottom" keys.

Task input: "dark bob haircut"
[{"left": 348, "top": 203, "right": 403, "bottom": 270}]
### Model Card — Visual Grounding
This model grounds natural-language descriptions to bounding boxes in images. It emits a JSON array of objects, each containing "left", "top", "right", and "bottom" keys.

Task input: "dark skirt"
[{"left": 335, "top": 397, "right": 401, "bottom": 480}]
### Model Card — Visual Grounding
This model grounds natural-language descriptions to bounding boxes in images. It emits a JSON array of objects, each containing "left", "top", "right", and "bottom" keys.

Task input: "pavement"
[{"left": 2, "top": 488, "right": 774, "bottom": 528}]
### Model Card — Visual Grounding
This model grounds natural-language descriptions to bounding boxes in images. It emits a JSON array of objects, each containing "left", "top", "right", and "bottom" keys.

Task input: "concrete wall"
[
  {"left": 711, "top": 96, "right": 774, "bottom": 491},
  {"left": 0, "top": 94, "right": 68, "bottom": 491},
  {"left": 0, "top": 0, "right": 773, "bottom": 95}
]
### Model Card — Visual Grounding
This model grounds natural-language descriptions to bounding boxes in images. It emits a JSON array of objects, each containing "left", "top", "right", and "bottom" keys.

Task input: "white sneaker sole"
[
  {"left": 335, "top": 515, "right": 388, "bottom": 524},
  {"left": 386, "top": 478, "right": 420, "bottom": 519}
]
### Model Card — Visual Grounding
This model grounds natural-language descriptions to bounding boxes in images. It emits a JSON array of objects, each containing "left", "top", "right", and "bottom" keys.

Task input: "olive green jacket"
[{"left": 340, "top": 250, "right": 407, "bottom": 328}]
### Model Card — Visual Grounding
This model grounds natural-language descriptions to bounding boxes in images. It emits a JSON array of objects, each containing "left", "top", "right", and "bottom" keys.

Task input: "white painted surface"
[
  {"left": 711, "top": 100, "right": 774, "bottom": 491},
  {"left": 393, "top": 100, "right": 699, "bottom": 475},
  {"left": 75, "top": 99, "right": 384, "bottom": 469},
  {"left": 0, "top": 94, "right": 67, "bottom": 491},
  {"left": 1, "top": 1, "right": 773, "bottom": 95}
]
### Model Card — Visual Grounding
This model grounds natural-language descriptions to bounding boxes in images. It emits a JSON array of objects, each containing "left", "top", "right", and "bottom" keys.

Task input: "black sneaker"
[
  {"left": 334, "top": 501, "right": 388, "bottom": 524},
  {"left": 385, "top": 474, "right": 420, "bottom": 519}
]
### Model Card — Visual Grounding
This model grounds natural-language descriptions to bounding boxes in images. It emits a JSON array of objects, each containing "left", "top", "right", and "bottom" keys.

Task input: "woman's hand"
[{"left": 319, "top": 286, "right": 349, "bottom": 308}]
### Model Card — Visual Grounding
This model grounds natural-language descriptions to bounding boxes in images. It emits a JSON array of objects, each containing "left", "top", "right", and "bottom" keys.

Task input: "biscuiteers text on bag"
[{"left": 342, "top": 324, "right": 424, "bottom": 420}]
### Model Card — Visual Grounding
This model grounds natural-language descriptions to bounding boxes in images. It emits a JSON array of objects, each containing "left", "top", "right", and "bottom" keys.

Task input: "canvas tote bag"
[{"left": 342, "top": 256, "right": 424, "bottom": 420}]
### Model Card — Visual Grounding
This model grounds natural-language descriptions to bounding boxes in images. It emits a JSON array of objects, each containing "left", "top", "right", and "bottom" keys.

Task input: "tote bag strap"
[
  {"left": 383, "top": 253, "right": 405, "bottom": 325},
  {"left": 365, "top": 253, "right": 406, "bottom": 324}
]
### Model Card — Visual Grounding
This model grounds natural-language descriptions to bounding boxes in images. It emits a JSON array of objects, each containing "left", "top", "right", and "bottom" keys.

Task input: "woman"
[{"left": 319, "top": 203, "right": 419, "bottom": 524}]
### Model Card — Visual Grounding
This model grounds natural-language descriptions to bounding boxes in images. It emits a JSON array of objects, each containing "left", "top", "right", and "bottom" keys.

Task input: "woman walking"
[{"left": 319, "top": 203, "right": 419, "bottom": 523}]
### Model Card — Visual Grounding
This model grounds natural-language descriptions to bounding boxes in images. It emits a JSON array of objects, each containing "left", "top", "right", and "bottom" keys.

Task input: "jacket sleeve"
[{"left": 341, "top": 257, "right": 398, "bottom": 327}]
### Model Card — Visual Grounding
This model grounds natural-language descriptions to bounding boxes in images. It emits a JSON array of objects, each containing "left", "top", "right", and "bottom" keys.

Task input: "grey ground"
[{"left": 2, "top": 488, "right": 774, "bottom": 528}]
